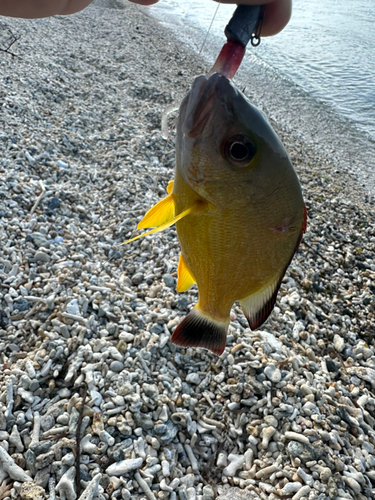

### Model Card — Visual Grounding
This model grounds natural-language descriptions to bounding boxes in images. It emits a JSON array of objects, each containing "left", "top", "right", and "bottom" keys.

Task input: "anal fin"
[
  {"left": 239, "top": 278, "right": 282, "bottom": 330},
  {"left": 177, "top": 253, "right": 196, "bottom": 292},
  {"left": 172, "top": 308, "right": 228, "bottom": 356}
]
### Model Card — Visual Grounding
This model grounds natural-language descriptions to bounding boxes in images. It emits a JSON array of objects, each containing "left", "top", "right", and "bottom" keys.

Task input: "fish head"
[{"left": 176, "top": 73, "right": 299, "bottom": 207}]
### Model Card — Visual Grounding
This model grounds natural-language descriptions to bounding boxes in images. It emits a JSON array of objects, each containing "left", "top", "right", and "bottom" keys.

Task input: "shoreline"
[
  {"left": 148, "top": 0, "right": 375, "bottom": 204},
  {"left": 0, "top": 1, "right": 375, "bottom": 499}
]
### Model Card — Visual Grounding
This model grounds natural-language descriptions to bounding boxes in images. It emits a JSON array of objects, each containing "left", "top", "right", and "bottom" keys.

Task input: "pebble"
[
  {"left": 48, "top": 197, "right": 60, "bottom": 210},
  {"left": 0, "top": 446, "right": 33, "bottom": 482},
  {"left": 10, "top": 425, "right": 24, "bottom": 452},
  {"left": 20, "top": 483, "right": 46, "bottom": 499},
  {"left": 56, "top": 159, "right": 69, "bottom": 169},
  {"left": 292, "top": 485, "right": 311, "bottom": 500},
  {"left": 106, "top": 458, "right": 143, "bottom": 476},
  {"left": 131, "top": 273, "right": 144, "bottom": 285},
  {"left": 34, "top": 251, "right": 50, "bottom": 262},
  {"left": 78, "top": 473, "right": 102, "bottom": 500},
  {"left": 163, "top": 274, "right": 175, "bottom": 287},
  {"left": 285, "top": 431, "right": 310, "bottom": 444},
  {"left": 297, "top": 467, "right": 314, "bottom": 486},
  {"left": 0, "top": 4, "right": 375, "bottom": 500},
  {"left": 260, "top": 426, "right": 276, "bottom": 449},
  {"left": 30, "top": 232, "right": 49, "bottom": 248},
  {"left": 319, "top": 467, "right": 332, "bottom": 483},
  {"left": 81, "top": 435, "right": 97, "bottom": 454},
  {"left": 66, "top": 299, "right": 80, "bottom": 315},
  {"left": 13, "top": 298, "right": 31, "bottom": 312},
  {"left": 134, "top": 412, "right": 154, "bottom": 430},
  {"left": 264, "top": 363, "right": 282, "bottom": 383},
  {"left": 279, "top": 482, "right": 303, "bottom": 496},
  {"left": 343, "top": 477, "right": 361, "bottom": 494},
  {"left": 333, "top": 333, "right": 345, "bottom": 352},
  {"left": 135, "top": 471, "right": 157, "bottom": 500},
  {"left": 55, "top": 466, "right": 75, "bottom": 499},
  {"left": 255, "top": 464, "right": 279, "bottom": 479},
  {"left": 185, "top": 373, "right": 201, "bottom": 385},
  {"left": 223, "top": 454, "right": 244, "bottom": 477},
  {"left": 110, "top": 360, "right": 124, "bottom": 372}
]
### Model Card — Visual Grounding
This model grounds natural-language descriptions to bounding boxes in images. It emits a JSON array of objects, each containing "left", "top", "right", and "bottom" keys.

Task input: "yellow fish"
[{"left": 125, "top": 73, "right": 306, "bottom": 355}]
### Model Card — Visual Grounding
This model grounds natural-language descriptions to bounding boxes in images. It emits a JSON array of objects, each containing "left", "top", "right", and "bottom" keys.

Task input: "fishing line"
[
  {"left": 154, "top": 2, "right": 221, "bottom": 192},
  {"left": 116, "top": 4, "right": 224, "bottom": 253},
  {"left": 153, "top": 137, "right": 173, "bottom": 191},
  {"left": 154, "top": 4, "right": 221, "bottom": 192},
  {"left": 153, "top": 104, "right": 178, "bottom": 191},
  {"left": 199, "top": 1, "right": 221, "bottom": 56}
]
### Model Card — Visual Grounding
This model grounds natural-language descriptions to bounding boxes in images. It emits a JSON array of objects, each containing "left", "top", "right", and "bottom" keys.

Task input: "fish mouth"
[{"left": 182, "top": 73, "right": 231, "bottom": 138}]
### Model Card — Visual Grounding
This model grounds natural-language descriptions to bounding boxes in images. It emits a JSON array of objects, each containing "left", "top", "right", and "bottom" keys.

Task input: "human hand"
[
  {"left": 0, "top": 0, "right": 290, "bottom": 37},
  {"left": 0, "top": 0, "right": 93, "bottom": 18},
  {"left": 130, "top": 0, "right": 291, "bottom": 37},
  {"left": 0, "top": 0, "right": 158, "bottom": 18},
  {"left": 214, "top": 0, "right": 291, "bottom": 36}
]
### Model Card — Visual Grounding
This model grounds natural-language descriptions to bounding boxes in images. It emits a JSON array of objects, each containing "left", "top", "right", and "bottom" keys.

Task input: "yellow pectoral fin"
[
  {"left": 177, "top": 253, "right": 196, "bottom": 292},
  {"left": 167, "top": 180, "right": 174, "bottom": 194},
  {"left": 122, "top": 202, "right": 205, "bottom": 245},
  {"left": 137, "top": 193, "right": 175, "bottom": 230}
]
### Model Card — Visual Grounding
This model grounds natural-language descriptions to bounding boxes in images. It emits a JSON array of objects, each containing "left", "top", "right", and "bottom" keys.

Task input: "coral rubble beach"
[{"left": 1, "top": 1, "right": 375, "bottom": 499}]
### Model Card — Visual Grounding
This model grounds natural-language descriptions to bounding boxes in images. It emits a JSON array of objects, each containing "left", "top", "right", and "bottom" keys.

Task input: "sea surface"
[{"left": 148, "top": 0, "right": 375, "bottom": 194}]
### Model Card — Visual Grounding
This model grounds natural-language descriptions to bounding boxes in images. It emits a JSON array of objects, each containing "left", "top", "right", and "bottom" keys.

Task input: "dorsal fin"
[
  {"left": 137, "top": 194, "right": 175, "bottom": 230},
  {"left": 177, "top": 253, "right": 196, "bottom": 292}
]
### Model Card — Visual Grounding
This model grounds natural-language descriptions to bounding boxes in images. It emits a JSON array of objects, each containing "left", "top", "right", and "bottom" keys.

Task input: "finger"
[
  {"left": 261, "top": 0, "right": 292, "bottom": 36},
  {"left": 128, "top": 0, "right": 160, "bottom": 5},
  {"left": 215, "top": 0, "right": 292, "bottom": 37},
  {"left": 0, "top": 0, "right": 93, "bottom": 17},
  {"left": 217, "top": 0, "right": 275, "bottom": 3}
]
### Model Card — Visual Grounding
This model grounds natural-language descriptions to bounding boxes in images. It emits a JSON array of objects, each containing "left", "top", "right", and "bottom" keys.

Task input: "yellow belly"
[{"left": 174, "top": 171, "right": 302, "bottom": 321}]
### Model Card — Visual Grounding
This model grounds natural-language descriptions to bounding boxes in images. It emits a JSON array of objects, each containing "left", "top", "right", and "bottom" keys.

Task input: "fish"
[{"left": 125, "top": 72, "right": 306, "bottom": 355}]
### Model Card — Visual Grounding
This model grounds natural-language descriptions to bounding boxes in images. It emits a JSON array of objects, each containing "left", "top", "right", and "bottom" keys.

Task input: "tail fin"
[{"left": 171, "top": 308, "right": 228, "bottom": 355}]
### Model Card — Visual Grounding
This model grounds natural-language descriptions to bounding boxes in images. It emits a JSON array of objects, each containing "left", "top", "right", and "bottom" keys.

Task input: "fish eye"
[{"left": 223, "top": 135, "right": 256, "bottom": 167}]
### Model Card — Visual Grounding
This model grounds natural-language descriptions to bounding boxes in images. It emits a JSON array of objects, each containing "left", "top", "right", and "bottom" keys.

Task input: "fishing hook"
[{"left": 251, "top": 5, "right": 267, "bottom": 47}]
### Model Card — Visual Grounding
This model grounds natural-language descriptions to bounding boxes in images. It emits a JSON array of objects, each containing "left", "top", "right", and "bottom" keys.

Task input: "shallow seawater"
[{"left": 148, "top": 0, "right": 375, "bottom": 195}]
